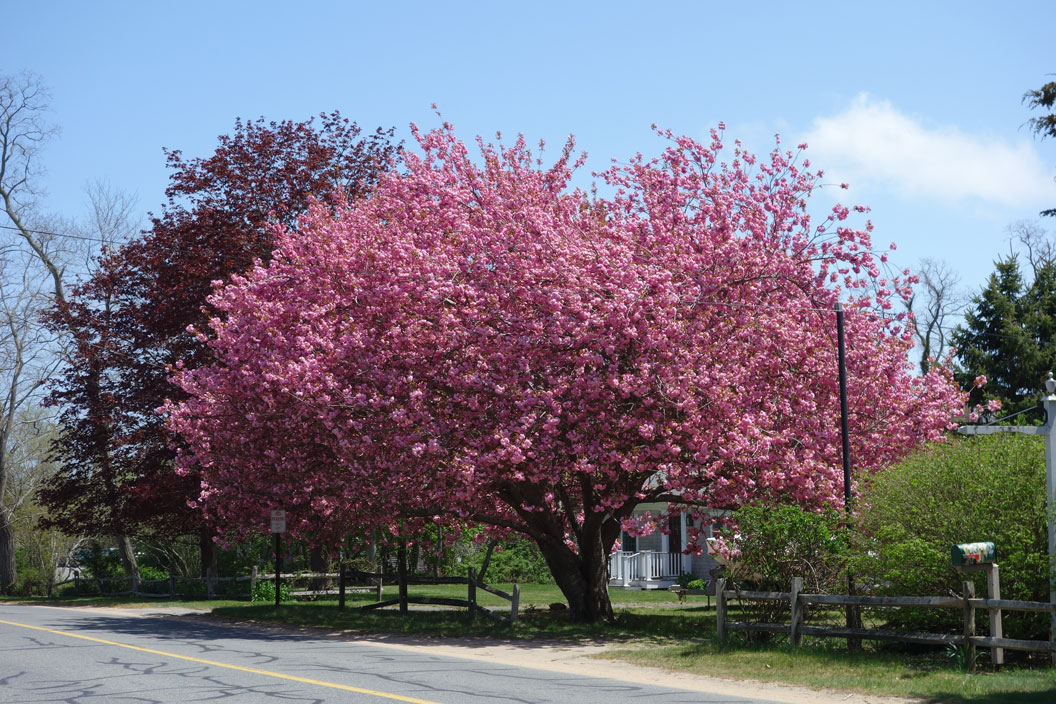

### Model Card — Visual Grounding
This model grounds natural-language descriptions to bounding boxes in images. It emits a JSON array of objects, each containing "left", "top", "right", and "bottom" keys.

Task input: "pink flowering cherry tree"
[{"left": 166, "top": 123, "right": 963, "bottom": 622}]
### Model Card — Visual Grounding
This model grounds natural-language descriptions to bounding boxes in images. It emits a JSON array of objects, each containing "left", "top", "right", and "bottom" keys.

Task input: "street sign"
[{"left": 270, "top": 509, "right": 286, "bottom": 534}]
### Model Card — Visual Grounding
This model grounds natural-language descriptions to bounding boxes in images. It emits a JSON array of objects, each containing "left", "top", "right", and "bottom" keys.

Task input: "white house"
[{"left": 607, "top": 502, "right": 724, "bottom": 589}]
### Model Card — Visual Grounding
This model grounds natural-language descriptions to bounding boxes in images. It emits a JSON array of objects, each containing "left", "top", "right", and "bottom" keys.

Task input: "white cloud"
[{"left": 802, "top": 94, "right": 1055, "bottom": 208}]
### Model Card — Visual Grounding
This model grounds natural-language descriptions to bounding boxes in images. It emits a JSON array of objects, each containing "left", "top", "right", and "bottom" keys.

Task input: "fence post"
[
  {"left": 468, "top": 567, "right": 477, "bottom": 619},
  {"left": 338, "top": 562, "right": 346, "bottom": 610},
  {"left": 962, "top": 580, "right": 977, "bottom": 672},
  {"left": 789, "top": 577, "right": 803, "bottom": 649},
  {"left": 376, "top": 575, "right": 383, "bottom": 602},
  {"left": 398, "top": 545, "right": 408, "bottom": 615},
  {"left": 715, "top": 577, "right": 727, "bottom": 643},
  {"left": 169, "top": 572, "right": 177, "bottom": 598},
  {"left": 510, "top": 584, "right": 520, "bottom": 623},
  {"left": 987, "top": 564, "right": 1005, "bottom": 666},
  {"left": 206, "top": 566, "right": 215, "bottom": 600},
  {"left": 131, "top": 573, "right": 140, "bottom": 596},
  {"left": 249, "top": 566, "right": 258, "bottom": 599}
]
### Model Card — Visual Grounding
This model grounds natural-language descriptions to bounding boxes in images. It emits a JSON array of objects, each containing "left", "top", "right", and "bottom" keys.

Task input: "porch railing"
[{"left": 608, "top": 551, "right": 684, "bottom": 586}]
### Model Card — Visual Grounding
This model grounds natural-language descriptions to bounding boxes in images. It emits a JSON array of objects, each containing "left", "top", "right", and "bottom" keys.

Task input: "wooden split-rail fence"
[
  {"left": 337, "top": 565, "right": 520, "bottom": 624},
  {"left": 58, "top": 565, "right": 520, "bottom": 624},
  {"left": 715, "top": 577, "right": 1056, "bottom": 670}
]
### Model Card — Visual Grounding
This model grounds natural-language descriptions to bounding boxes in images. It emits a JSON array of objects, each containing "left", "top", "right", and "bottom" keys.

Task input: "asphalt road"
[{"left": 0, "top": 604, "right": 789, "bottom": 704}]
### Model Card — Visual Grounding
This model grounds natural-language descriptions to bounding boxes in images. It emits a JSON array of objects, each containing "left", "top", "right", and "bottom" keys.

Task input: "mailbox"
[{"left": 951, "top": 541, "right": 996, "bottom": 566}]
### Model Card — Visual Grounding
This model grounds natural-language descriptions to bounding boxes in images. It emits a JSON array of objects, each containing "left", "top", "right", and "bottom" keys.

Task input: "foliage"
[
  {"left": 72, "top": 540, "right": 125, "bottom": 580},
  {"left": 466, "top": 538, "right": 553, "bottom": 584},
  {"left": 167, "top": 122, "right": 962, "bottom": 622},
  {"left": 854, "top": 434, "right": 1049, "bottom": 639},
  {"left": 1024, "top": 77, "right": 1056, "bottom": 218},
  {"left": 953, "top": 256, "right": 1056, "bottom": 417},
  {"left": 251, "top": 579, "right": 291, "bottom": 603},
  {"left": 720, "top": 503, "right": 850, "bottom": 594},
  {"left": 674, "top": 573, "right": 708, "bottom": 590},
  {"left": 39, "top": 113, "right": 399, "bottom": 554}
]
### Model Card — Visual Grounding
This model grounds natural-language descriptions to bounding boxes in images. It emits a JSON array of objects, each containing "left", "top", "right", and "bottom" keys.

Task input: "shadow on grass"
[{"left": 204, "top": 600, "right": 714, "bottom": 648}]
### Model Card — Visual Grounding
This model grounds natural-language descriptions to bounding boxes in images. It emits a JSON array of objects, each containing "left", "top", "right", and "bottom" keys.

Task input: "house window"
[{"left": 621, "top": 531, "right": 637, "bottom": 552}]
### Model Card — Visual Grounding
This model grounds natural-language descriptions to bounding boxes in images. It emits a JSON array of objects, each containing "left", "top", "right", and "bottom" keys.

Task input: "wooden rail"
[
  {"left": 53, "top": 566, "right": 521, "bottom": 625},
  {"left": 715, "top": 577, "right": 1056, "bottom": 671},
  {"left": 339, "top": 565, "right": 520, "bottom": 623}
]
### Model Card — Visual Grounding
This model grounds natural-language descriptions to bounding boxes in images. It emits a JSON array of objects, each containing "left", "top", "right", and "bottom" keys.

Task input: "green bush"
[
  {"left": 466, "top": 538, "right": 554, "bottom": 584},
  {"left": 56, "top": 579, "right": 99, "bottom": 597},
  {"left": 251, "top": 579, "right": 292, "bottom": 603},
  {"left": 180, "top": 579, "right": 207, "bottom": 600},
  {"left": 72, "top": 541, "right": 124, "bottom": 579},
  {"left": 138, "top": 565, "right": 169, "bottom": 581},
  {"left": 724, "top": 503, "right": 849, "bottom": 593},
  {"left": 854, "top": 434, "right": 1050, "bottom": 639}
]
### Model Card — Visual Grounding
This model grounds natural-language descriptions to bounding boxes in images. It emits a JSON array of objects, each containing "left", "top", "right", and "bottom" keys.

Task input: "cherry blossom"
[{"left": 166, "top": 123, "right": 963, "bottom": 621}]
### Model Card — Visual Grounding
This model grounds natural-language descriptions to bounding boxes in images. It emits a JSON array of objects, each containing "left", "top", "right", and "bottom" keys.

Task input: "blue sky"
[{"left": 3, "top": 1, "right": 1055, "bottom": 302}]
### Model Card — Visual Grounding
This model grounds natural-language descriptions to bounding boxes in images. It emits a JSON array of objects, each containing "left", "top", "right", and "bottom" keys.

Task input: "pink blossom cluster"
[{"left": 165, "top": 123, "right": 964, "bottom": 550}]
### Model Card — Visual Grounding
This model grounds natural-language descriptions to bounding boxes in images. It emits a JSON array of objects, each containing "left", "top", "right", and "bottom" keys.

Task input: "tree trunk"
[
  {"left": 115, "top": 535, "right": 139, "bottom": 583},
  {"left": 0, "top": 511, "right": 16, "bottom": 595},
  {"left": 199, "top": 530, "right": 218, "bottom": 578},
  {"left": 477, "top": 539, "right": 497, "bottom": 583},
  {"left": 533, "top": 527, "right": 614, "bottom": 623},
  {"left": 309, "top": 545, "right": 330, "bottom": 591}
]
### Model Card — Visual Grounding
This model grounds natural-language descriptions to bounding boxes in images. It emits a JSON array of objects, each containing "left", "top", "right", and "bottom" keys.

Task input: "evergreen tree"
[{"left": 954, "top": 255, "right": 1056, "bottom": 418}]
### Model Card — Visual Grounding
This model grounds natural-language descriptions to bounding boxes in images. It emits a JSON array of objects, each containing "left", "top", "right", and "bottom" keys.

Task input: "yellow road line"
[{"left": 0, "top": 618, "right": 442, "bottom": 704}]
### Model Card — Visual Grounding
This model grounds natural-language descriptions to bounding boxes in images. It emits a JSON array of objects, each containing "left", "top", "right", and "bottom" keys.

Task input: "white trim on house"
[{"left": 608, "top": 503, "right": 723, "bottom": 589}]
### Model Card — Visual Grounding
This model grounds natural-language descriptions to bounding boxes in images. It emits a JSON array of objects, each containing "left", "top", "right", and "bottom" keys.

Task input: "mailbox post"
[
  {"left": 957, "top": 374, "right": 1056, "bottom": 662},
  {"left": 952, "top": 541, "right": 1003, "bottom": 666}
]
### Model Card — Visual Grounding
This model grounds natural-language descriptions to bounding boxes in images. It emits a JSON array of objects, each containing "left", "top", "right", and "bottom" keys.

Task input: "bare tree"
[
  {"left": 0, "top": 72, "right": 66, "bottom": 301},
  {"left": 0, "top": 246, "right": 59, "bottom": 592},
  {"left": 1008, "top": 220, "right": 1055, "bottom": 278},
  {"left": 1, "top": 72, "right": 141, "bottom": 591},
  {"left": 906, "top": 258, "right": 965, "bottom": 374}
]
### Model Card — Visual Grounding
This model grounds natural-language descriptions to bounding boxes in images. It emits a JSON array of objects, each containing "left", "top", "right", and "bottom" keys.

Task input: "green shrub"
[
  {"left": 72, "top": 541, "right": 124, "bottom": 579},
  {"left": 180, "top": 580, "right": 207, "bottom": 600},
  {"left": 466, "top": 538, "right": 553, "bottom": 584},
  {"left": 723, "top": 503, "right": 849, "bottom": 593},
  {"left": 56, "top": 579, "right": 99, "bottom": 597},
  {"left": 687, "top": 578, "right": 708, "bottom": 590},
  {"left": 251, "top": 579, "right": 291, "bottom": 603},
  {"left": 12, "top": 566, "right": 52, "bottom": 597},
  {"left": 854, "top": 434, "right": 1050, "bottom": 639}
]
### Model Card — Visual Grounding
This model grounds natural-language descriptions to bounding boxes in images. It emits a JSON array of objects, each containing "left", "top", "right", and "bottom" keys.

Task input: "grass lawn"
[{"left": 605, "top": 638, "right": 1056, "bottom": 704}]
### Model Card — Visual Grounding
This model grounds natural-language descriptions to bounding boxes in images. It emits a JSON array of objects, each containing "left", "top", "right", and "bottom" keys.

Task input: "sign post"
[
  {"left": 270, "top": 510, "right": 286, "bottom": 608},
  {"left": 957, "top": 375, "right": 1056, "bottom": 662}
]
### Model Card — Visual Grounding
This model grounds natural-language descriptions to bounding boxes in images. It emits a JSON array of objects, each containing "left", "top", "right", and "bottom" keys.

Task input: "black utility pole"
[
  {"left": 274, "top": 533, "right": 282, "bottom": 608},
  {"left": 835, "top": 302, "right": 852, "bottom": 511},
  {"left": 835, "top": 302, "right": 861, "bottom": 647}
]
